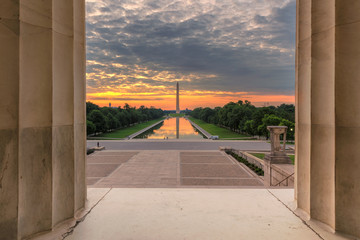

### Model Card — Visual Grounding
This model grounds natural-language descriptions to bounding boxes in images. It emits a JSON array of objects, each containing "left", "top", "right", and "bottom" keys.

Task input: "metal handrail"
[{"left": 275, "top": 172, "right": 294, "bottom": 186}]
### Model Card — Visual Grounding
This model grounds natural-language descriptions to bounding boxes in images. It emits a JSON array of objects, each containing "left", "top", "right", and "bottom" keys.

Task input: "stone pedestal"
[{"left": 264, "top": 126, "right": 291, "bottom": 164}]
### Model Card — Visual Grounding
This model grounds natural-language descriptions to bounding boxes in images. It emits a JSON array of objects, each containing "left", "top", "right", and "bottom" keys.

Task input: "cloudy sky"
[{"left": 86, "top": 0, "right": 296, "bottom": 109}]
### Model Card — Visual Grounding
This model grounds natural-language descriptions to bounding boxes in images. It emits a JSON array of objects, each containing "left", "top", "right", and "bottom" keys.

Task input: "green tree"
[
  {"left": 86, "top": 120, "right": 96, "bottom": 135},
  {"left": 190, "top": 107, "right": 203, "bottom": 119},
  {"left": 188, "top": 99, "right": 295, "bottom": 139},
  {"left": 243, "top": 120, "right": 256, "bottom": 136},
  {"left": 88, "top": 110, "right": 107, "bottom": 133},
  {"left": 86, "top": 102, "right": 164, "bottom": 135},
  {"left": 200, "top": 107, "right": 215, "bottom": 123},
  {"left": 106, "top": 113, "right": 119, "bottom": 130},
  {"left": 86, "top": 101, "right": 99, "bottom": 115},
  {"left": 258, "top": 114, "right": 282, "bottom": 138},
  {"left": 252, "top": 107, "right": 276, "bottom": 135},
  {"left": 276, "top": 104, "right": 295, "bottom": 122},
  {"left": 279, "top": 119, "right": 295, "bottom": 140}
]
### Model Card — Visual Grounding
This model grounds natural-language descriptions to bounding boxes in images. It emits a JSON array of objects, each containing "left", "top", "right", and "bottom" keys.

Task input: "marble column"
[
  {"left": 295, "top": 0, "right": 311, "bottom": 214},
  {"left": 309, "top": 0, "right": 336, "bottom": 228},
  {"left": 0, "top": 1, "right": 20, "bottom": 239},
  {"left": 334, "top": 1, "right": 360, "bottom": 236},
  {"left": 296, "top": 0, "right": 360, "bottom": 237},
  {"left": 74, "top": 0, "right": 87, "bottom": 216},
  {"left": 0, "top": 1, "right": 86, "bottom": 239}
]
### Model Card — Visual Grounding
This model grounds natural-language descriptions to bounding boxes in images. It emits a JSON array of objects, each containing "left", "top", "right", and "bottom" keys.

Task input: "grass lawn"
[
  {"left": 289, "top": 154, "right": 295, "bottom": 163},
  {"left": 250, "top": 152, "right": 295, "bottom": 164},
  {"left": 251, "top": 153, "right": 265, "bottom": 159},
  {"left": 188, "top": 117, "right": 248, "bottom": 139},
  {"left": 169, "top": 113, "right": 186, "bottom": 117},
  {"left": 92, "top": 118, "right": 164, "bottom": 139}
]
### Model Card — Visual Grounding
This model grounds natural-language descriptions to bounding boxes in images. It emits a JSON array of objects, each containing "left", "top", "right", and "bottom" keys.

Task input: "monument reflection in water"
[{"left": 135, "top": 117, "right": 205, "bottom": 139}]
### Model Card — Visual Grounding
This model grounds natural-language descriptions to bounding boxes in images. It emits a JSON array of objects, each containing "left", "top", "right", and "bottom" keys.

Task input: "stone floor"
[
  {"left": 32, "top": 150, "right": 352, "bottom": 240},
  {"left": 60, "top": 188, "right": 349, "bottom": 240},
  {"left": 87, "top": 150, "right": 263, "bottom": 188}
]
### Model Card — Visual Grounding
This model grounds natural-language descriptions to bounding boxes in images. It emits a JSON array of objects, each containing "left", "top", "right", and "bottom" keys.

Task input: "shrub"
[
  {"left": 86, "top": 148, "right": 95, "bottom": 155},
  {"left": 225, "top": 150, "right": 264, "bottom": 176}
]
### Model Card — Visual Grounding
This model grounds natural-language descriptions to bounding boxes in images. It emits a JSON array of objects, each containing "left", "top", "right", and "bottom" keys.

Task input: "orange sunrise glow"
[{"left": 86, "top": 88, "right": 294, "bottom": 110}]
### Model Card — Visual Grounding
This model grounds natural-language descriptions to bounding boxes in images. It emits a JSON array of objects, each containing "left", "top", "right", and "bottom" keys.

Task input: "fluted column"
[
  {"left": 18, "top": 1, "right": 54, "bottom": 237},
  {"left": 73, "top": 0, "right": 87, "bottom": 214},
  {"left": 334, "top": 1, "right": 360, "bottom": 236},
  {"left": 310, "top": 0, "right": 336, "bottom": 228},
  {"left": 295, "top": 0, "right": 311, "bottom": 214},
  {"left": 296, "top": 0, "right": 360, "bottom": 237},
  {"left": 52, "top": 0, "right": 75, "bottom": 227},
  {"left": 0, "top": 0, "right": 86, "bottom": 239},
  {"left": 0, "top": 1, "right": 20, "bottom": 239}
]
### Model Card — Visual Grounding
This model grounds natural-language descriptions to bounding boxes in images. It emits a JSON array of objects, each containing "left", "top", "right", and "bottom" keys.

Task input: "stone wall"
[
  {"left": 267, "top": 164, "right": 294, "bottom": 187},
  {"left": 223, "top": 148, "right": 294, "bottom": 187}
]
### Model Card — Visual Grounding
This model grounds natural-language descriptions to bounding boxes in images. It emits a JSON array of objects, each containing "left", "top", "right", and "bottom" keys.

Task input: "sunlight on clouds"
[
  {"left": 85, "top": 0, "right": 296, "bottom": 109},
  {"left": 86, "top": 60, "right": 219, "bottom": 95}
]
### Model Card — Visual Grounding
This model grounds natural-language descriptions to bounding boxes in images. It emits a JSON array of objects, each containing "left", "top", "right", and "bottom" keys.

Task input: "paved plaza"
[
  {"left": 34, "top": 142, "right": 350, "bottom": 240},
  {"left": 87, "top": 150, "right": 263, "bottom": 188}
]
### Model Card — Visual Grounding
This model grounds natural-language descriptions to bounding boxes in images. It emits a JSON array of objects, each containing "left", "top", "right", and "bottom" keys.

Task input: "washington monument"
[{"left": 176, "top": 82, "right": 180, "bottom": 113}]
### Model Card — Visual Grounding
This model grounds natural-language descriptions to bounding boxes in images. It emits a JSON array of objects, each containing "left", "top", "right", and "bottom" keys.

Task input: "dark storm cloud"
[{"left": 86, "top": 0, "right": 296, "bottom": 95}]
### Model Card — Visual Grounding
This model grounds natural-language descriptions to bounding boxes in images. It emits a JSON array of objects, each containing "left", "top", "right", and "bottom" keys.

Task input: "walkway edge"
[
  {"left": 185, "top": 117, "right": 212, "bottom": 139},
  {"left": 126, "top": 119, "right": 165, "bottom": 139}
]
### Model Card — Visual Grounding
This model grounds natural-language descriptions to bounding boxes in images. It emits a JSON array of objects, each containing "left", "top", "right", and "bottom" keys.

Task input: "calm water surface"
[{"left": 135, "top": 117, "right": 205, "bottom": 139}]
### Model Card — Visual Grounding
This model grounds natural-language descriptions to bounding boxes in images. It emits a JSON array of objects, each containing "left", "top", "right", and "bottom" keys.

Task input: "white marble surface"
[{"left": 66, "top": 188, "right": 321, "bottom": 240}]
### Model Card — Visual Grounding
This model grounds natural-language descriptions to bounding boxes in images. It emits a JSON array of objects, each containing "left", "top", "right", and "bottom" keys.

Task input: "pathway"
[
  {"left": 46, "top": 148, "right": 348, "bottom": 240},
  {"left": 87, "top": 150, "right": 263, "bottom": 188},
  {"left": 186, "top": 117, "right": 212, "bottom": 138}
]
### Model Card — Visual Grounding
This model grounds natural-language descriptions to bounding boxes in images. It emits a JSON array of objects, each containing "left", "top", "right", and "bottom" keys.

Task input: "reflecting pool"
[{"left": 135, "top": 117, "right": 205, "bottom": 139}]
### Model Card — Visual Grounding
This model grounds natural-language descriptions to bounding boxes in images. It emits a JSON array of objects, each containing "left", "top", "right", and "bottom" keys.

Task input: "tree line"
[
  {"left": 190, "top": 100, "right": 295, "bottom": 140},
  {"left": 86, "top": 102, "right": 164, "bottom": 135}
]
